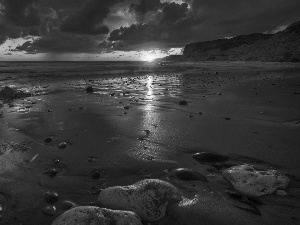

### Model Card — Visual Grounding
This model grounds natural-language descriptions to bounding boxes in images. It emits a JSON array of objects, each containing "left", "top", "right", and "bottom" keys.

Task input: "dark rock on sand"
[
  {"left": 43, "top": 206, "right": 57, "bottom": 216},
  {"left": 86, "top": 86, "right": 94, "bottom": 93},
  {"left": 46, "top": 168, "right": 58, "bottom": 177},
  {"left": 45, "top": 191, "right": 59, "bottom": 203},
  {"left": 44, "top": 137, "right": 53, "bottom": 143},
  {"left": 168, "top": 168, "right": 208, "bottom": 182},
  {"left": 98, "top": 179, "right": 182, "bottom": 222},
  {"left": 51, "top": 206, "right": 142, "bottom": 225},
  {"left": 179, "top": 100, "right": 188, "bottom": 105},
  {"left": 0, "top": 86, "right": 31, "bottom": 99},
  {"left": 193, "top": 152, "right": 229, "bottom": 163}
]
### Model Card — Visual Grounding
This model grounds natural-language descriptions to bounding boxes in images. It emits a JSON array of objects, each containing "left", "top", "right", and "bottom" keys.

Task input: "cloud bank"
[{"left": 0, "top": 0, "right": 299, "bottom": 55}]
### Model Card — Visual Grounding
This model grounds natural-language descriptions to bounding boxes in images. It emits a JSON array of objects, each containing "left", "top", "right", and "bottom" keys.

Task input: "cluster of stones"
[{"left": 51, "top": 153, "right": 290, "bottom": 224}]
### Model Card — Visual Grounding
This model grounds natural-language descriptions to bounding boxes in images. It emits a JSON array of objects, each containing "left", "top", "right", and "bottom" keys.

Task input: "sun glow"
[{"left": 143, "top": 53, "right": 156, "bottom": 62}]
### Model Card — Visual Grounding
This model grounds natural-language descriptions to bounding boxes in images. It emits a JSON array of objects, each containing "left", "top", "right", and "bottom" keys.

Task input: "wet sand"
[{"left": 0, "top": 61, "right": 300, "bottom": 224}]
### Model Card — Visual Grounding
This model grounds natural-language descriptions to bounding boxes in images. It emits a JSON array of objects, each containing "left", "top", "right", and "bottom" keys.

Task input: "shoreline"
[{"left": 0, "top": 61, "right": 300, "bottom": 224}]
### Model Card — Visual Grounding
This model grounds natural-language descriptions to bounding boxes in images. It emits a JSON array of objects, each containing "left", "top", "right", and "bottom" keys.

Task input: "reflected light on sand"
[{"left": 146, "top": 76, "right": 153, "bottom": 98}]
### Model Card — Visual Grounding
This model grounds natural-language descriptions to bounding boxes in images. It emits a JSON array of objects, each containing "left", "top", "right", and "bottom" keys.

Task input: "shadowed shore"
[{"left": 0, "top": 61, "right": 300, "bottom": 224}]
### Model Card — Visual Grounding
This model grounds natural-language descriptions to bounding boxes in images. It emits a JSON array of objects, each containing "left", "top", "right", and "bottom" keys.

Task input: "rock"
[
  {"left": 222, "top": 164, "right": 290, "bottom": 196},
  {"left": 179, "top": 100, "right": 188, "bottom": 105},
  {"left": 193, "top": 152, "right": 229, "bottom": 163},
  {"left": 60, "top": 200, "right": 78, "bottom": 211},
  {"left": 276, "top": 190, "right": 287, "bottom": 196},
  {"left": 44, "top": 206, "right": 57, "bottom": 216},
  {"left": 0, "top": 86, "right": 31, "bottom": 99},
  {"left": 51, "top": 206, "right": 142, "bottom": 225},
  {"left": 124, "top": 106, "right": 130, "bottom": 110},
  {"left": 44, "top": 191, "right": 59, "bottom": 203},
  {"left": 58, "top": 142, "right": 67, "bottom": 148},
  {"left": 86, "top": 86, "right": 93, "bottom": 93},
  {"left": 98, "top": 179, "right": 182, "bottom": 221},
  {"left": 44, "top": 137, "right": 53, "bottom": 143},
  {"left": 46, "top": 168, "right": 58, "bottom": 177},
  {"left": 168, "top": 168, "right": 208, "bottom": 182}
]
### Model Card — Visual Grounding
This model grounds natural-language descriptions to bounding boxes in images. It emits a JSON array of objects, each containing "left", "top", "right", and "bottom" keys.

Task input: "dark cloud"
[
  {"left": 60, "top": 0, "right": 123, "bottom": 35},
  {"left": 130, "top": 0, "right": 163, "bottom": 15},
  {"left": 1, "top": 0, "right": 300, "bottom": 55},
  {"left": 14, "top": 31, "right": 100, "bottom": 53},
  {"left": 100, "top": 0, "right": 300, "bottom": 52},
  {"left": 0, "top": 0, "right": 40, "bottom": 27}
]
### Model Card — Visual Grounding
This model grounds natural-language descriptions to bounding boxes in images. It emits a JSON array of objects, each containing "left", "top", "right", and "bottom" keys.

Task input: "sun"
[{"left": 143, "top": 53, "right": 156, "bottom": 62}]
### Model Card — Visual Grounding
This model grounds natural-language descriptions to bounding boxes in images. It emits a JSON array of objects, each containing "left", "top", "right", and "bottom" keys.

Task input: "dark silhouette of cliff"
[{"left": 158, "top": 21, "right": 300, "bottom": 62}]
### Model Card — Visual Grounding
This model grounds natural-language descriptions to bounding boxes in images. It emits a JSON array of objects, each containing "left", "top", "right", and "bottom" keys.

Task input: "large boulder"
[
  {"left": 0, "top": 86, "right": 31, "bottom": 99},
  {"left": 98, "top": 179, "right": 182, "bottom": 222},
  {"left": 222, "top": 164, "right": 290, "bottom": 196},
  {"left": 51, "top": 206, "right": 142, "bottom": 225}
]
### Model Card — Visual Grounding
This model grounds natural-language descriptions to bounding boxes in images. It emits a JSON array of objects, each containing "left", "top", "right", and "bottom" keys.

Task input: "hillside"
[{"left": 158, "top": 21, "right": 300, "bottom": 62}]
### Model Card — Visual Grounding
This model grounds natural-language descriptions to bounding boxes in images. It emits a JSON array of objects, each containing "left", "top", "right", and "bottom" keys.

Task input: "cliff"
[{"left": 159, "top": 21, "right": 300, "bottom": 62}]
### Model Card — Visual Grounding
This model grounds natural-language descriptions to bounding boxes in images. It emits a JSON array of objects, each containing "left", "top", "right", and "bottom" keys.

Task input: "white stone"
[
  {"left": 51, "top": 206, "right": 142, "bottom": 225},
  {"left": 98, "top": 179, "right": 182, "bottom": 222},
  {"left": 222, "top": 164, "right": 290, "bottom": 196}
]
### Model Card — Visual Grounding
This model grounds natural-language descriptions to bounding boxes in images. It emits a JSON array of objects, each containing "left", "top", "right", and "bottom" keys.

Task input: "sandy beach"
[{"left": 0, "top": 61, "right": 300, "bottom": 225}]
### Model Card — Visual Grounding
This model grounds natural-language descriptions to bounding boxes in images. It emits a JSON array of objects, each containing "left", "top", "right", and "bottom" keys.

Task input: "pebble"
[
  {"left": 169, "top": 168, "right": 208, "bottom": 182},
  {"left": 179, "top": 100, "right": 188, "bottom": 105},
  {"left": 44, "top": 137, "right": 53, "bottom": 143},
  {"left": 43, "top": 206, "right": 57, "bottom": 216},
  {"left": 46, "top": 168, "right": 58, "bottom": 177},
  {"left": 45, "top": 191, "right": 59, "bottom": 203},
  {"left": 58, "top": 142, "right": 67, "bottom": 148},
  {"left": 86, "top": 86, "right": 93, "bottom": 93},
  {"left": 276, "top": 190, "right": 287, "bottom": 196}
]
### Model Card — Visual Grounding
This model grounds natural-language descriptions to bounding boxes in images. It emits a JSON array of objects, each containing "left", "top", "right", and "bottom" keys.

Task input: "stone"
[
  {"left": 98, "top": 179, "right": 182, "bottom": 222},
  {"left": 86, "top": 86, "right": 93, "bottom": 93},
  {"left": 124, "top": 106, "right": 130, "bottom": 110},
  {"left": 58, "top": 142, "right": 67, "bottom": 148},
  {"left": 193, "top": 152, "right": 229, "bottom": 163},
  {"left": 179, "top": 100, "right": 188, "bottom": 105},
  {"left": 44, "top": 206, "right": 57, "bottom": 216},
  {"left": 44, "top": 191, "right": 59, "bottom": 203},
  {"left": 46, "top": 168, "right": 58, "bottom": 177},
  {"left": 222, "top": 164, "right": 290, "bottom": 196},
  {"left": 44, "top": 137, "right": 53, "bottom": 143},
  {"left": 168, "top": 168, "right": 208, "bottom": 182},
  {"left": 51, "top": 206, "right": 142, "bottom": 225}
]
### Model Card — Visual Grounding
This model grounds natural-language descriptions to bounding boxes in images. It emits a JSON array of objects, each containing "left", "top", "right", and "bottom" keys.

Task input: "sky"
[{"left": 0, "top": 0, "right": 300, "bottom": 61}]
